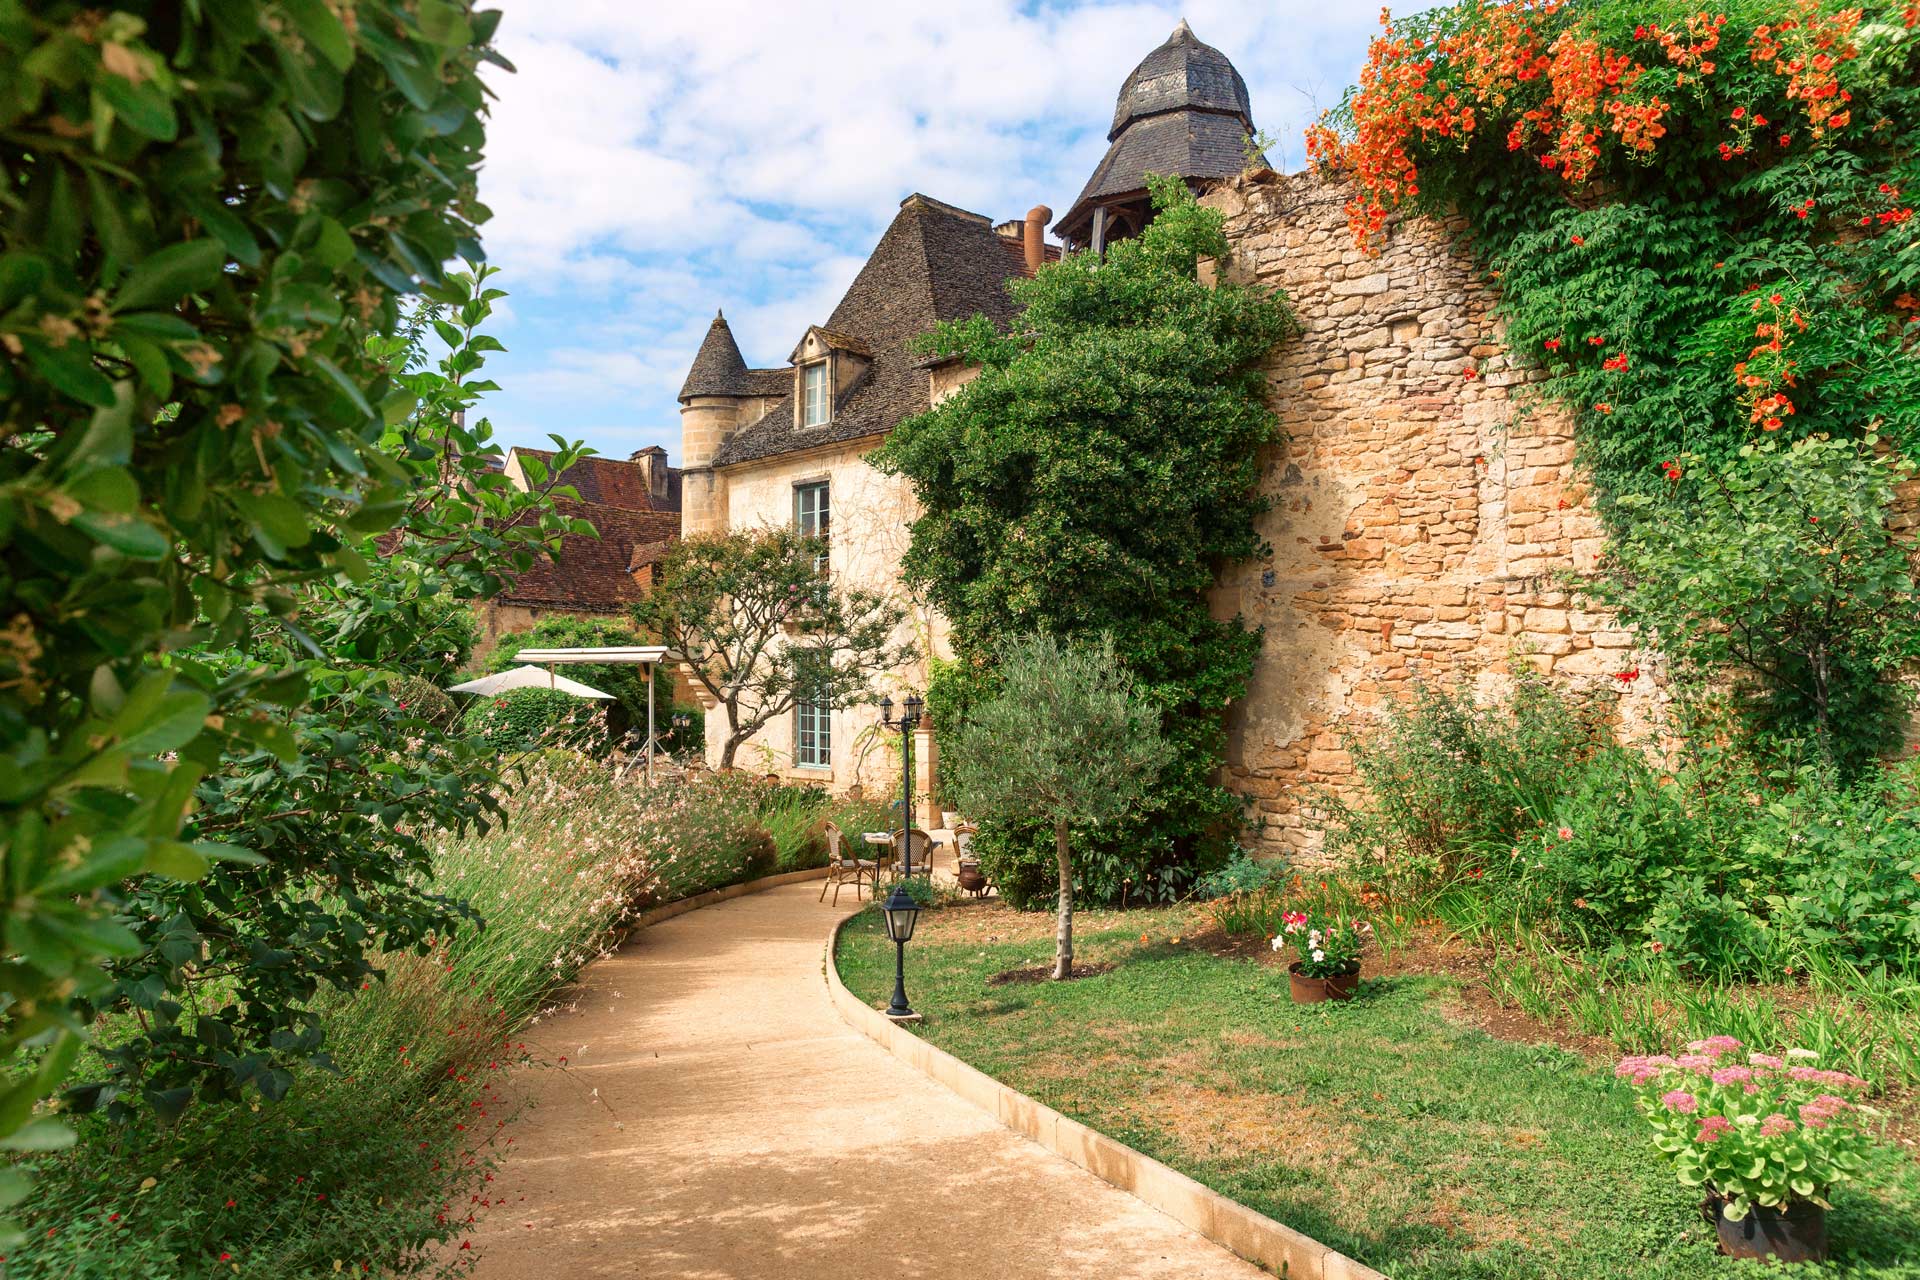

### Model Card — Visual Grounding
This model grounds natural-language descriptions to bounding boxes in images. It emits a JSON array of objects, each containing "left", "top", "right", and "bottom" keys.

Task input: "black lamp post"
[
  {"left": 881, "top": 882, "right": 922, "bottom": 1020},
  {"left": 877, "top": 692, "right": 924, "bottom": 876}
]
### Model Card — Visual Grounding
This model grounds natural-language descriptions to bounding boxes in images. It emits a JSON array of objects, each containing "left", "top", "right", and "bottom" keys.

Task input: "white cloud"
[{"left": 476, "top": 0, "right": 1380, "bottom": 459}]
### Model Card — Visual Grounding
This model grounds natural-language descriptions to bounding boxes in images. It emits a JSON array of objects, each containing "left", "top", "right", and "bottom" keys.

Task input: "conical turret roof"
[
  {"left": 678, "top": 311, "right": 752, "bottom": 401},
  {"left": 1108, "top": 19, "right": 1254, "bottom": 141},
  {"left": 1055, "top": 21, "right": 1263, "bottom": 246}
]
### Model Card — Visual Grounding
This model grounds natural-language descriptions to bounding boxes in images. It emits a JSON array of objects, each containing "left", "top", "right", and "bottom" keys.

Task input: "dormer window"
[{"left": 802, "top": 361, "right": 830, "bottom": 427}]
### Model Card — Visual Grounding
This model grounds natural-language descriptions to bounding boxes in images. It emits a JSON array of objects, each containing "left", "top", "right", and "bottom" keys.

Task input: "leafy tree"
[
  {"left": 942, "top": 634, "right": 1170, "bottom": 979},
  {"left": 631, "top": 528, "right": 911, "bottom": 769},
  {"left": 77, "top": 269, "right": 594, "bottom": 1123},
  {"left": 0, "top": 0, "right": 528, "bottom": 1216},
  {"left": 875, "top": 176, "right": 1295, "bottom": 904},
  {"left": 1592, "top": 435, "right": 1920, "bottom": 775}
]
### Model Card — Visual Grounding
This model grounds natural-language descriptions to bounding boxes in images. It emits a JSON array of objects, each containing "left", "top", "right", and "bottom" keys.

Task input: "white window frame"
[{"left": 802, "top": 361, "right": 830, "bottom": 427}]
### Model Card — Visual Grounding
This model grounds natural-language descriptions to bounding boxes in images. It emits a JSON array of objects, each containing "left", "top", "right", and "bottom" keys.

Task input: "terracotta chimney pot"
[{"left": 1024, "top": 205, "right": 1053, "bottom": 276}]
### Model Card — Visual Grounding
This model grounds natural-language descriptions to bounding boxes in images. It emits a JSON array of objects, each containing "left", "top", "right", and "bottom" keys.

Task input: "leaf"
[
  {"left": 0, "top": 1118, "right": 74, "bottom": 1154},
  {"left": 22, "top": 337, "right": 117, "bottom": 408},
  {"left": 112, "top": 239, "right": 225, "bottom": 312},
  {"left": 94, "top": 73, "right": 178, "bottom": 142},
  {"left": 144, "top": 840, "right": 210, "bottom": 882},
  {"left": 118, "top": 690, "right": 212, "bottom": 756},
  {"left": 69, "top": 511, "right": 170, "bottom": 560},
  {"left": 281, "top": 0, "right": 356, "bottom": 71}
]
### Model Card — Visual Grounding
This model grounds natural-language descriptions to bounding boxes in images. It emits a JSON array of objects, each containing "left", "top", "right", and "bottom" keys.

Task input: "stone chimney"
[
  {"left": 630, "top": 445, "right": 670, "bottom": 500},
  {"left": 1024, "top": 205, "right": 1053, "bottom": 276}
]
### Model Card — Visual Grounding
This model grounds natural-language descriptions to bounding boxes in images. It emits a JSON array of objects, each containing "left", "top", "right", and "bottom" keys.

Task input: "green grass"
[{"left": 836, "top": 903, "right": 1920, "bottom": 1280}]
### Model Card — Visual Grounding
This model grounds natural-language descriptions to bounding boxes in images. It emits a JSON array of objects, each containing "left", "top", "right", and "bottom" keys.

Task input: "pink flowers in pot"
[
  {"left": 1272, "top": 906, "right": 1371, "bottom": 979},
  {"left": 1617, "top": 1038, "right": 1875, "bottom": 1222}
]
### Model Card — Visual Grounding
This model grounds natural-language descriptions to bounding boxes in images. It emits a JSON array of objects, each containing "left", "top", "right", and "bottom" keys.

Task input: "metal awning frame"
[{"left": 510, "top": 646, "right": 682, "bottom": 782}]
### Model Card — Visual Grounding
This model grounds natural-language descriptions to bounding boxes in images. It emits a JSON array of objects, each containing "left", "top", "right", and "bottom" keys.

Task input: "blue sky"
[{"left": 475, "top": 1, "right": 1385, "bottom": 466}]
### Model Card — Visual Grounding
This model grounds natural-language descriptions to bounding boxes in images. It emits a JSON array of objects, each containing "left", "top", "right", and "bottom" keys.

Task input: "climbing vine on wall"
[
  {"left": 876, "top": 178, "right": 1297, "bottom": 906},
  {"left": 1307, "top": 0, "right": 1920, "bottom": 768}
]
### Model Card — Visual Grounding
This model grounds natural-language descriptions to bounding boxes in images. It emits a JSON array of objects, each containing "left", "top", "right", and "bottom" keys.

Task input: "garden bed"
[{"left": 835, "top": 900, "right": 1920, "bottom": 1280}]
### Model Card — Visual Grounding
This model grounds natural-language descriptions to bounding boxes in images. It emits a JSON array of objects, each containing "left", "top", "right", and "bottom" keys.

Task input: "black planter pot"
[{"left": 1704, "top": 1192, "right": 1828, "bottom": 1264}]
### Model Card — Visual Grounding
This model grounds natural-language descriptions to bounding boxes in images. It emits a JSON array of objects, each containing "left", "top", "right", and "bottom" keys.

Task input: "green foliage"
[
  {"left": 944, "top": 633, "right": 1171, "bottom": 975},
  {"left": 389, "top": 673, "right": 460, "bottom": 732},
  {"left": 1339, "top": 670, "right": 1920, "bottom": 978},
  {"left": 1193, "top": 848, "right": 1292, "bottom": 900},
  {"left": 0, "top": 0, "right": 527, "bottom": 1227},
  {"left": 1321, "top": 669, "right": 1616, "bottom": 890},
  {"left": 1593, "top": 436, "right": 1920, "bottom": 774},
  {"left": 1330, "top": 1, "right": 1920, "bottom": 762},
  {"left": 489, "top": 613, "right": 655, "bottom": 742},
  {"left": 632, "top": 527, "right": 911, "bottom": 769},
  {"left": 70, "top": 268, "right": 594, "bottom": 1136},
  {"left": 460, "top": 686, "right": 607, "bottom": 754},
  {"left": 877, "top": 178, "right": 1297, "bottom": 902}
]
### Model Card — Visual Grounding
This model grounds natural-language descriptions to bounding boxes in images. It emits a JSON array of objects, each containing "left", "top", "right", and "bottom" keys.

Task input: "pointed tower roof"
[
  {"left": 1055, "top": 21, "right": 1264, "bottom": 248},
  {"left": 678, "top": 310, "right": 753, "bottom": 401},
  {"left": 1107, "top": 18, "right": 1254, "bottom": 140}
]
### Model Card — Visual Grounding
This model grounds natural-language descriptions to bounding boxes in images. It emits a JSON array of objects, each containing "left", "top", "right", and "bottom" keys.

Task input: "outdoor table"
[{"left": 862, "top": 832, "right": 897, "bottom": 882}]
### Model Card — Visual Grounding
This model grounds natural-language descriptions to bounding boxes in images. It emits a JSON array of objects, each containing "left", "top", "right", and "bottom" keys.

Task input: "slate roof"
[
  {"left": 710, "top": 194, "right": 1036, "bottom": 469},
  {"left": 512, "top": 448, "right": 682, "bottom": 514},
  {"left": 498, "top": 501, "right": 680, "bottom": 612},
  {"left": 1055, "top": 21, "right": 1265, "bottom": 244},
  {"left": 678, "top": 312, "right": 753, "bottom": 400}
]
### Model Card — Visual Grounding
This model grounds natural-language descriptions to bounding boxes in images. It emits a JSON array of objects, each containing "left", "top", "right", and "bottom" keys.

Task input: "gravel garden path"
[{"left": 464, "top": 878, "right": 1267, "bottom": 1279}]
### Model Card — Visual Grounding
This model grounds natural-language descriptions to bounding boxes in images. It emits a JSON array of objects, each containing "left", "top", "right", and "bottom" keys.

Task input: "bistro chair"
[
  {"left": 892, "top": 827, "right": 937, "bottom": 881},
  {"left": 818, "top": 820, "right": 876, "bottom": 904}
]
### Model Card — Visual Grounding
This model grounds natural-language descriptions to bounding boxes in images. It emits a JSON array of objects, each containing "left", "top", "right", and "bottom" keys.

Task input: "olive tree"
[{"left": 943, "top": 634, "right": 1171, "bottom": 979}]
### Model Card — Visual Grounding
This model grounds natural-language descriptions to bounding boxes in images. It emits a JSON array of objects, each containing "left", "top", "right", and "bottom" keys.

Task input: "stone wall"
[{"left": 1203, "top": 170, "right": 1664, "bottom": 864}]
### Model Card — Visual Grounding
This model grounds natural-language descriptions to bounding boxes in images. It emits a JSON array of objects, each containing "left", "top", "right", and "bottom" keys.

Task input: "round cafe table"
[{"left": 861, "top": 832, "right": 897, "bottom": 884}]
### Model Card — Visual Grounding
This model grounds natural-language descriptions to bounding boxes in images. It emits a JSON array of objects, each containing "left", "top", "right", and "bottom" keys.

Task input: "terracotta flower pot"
[
  {"left": 1704, "top": 1192, "right": 1828, "bottom": 1264},
  {"left": 1288, "top": 960, "right": 1360, "bottom": 1004}
]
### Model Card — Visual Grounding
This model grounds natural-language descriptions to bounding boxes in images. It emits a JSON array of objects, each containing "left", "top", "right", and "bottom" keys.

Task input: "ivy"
[
  {"left": 1309, "top": 0, "right": 1920, "bottom": 766},
  {"left": 875, "top": 178, "right": 1297, "bottom": 904}
]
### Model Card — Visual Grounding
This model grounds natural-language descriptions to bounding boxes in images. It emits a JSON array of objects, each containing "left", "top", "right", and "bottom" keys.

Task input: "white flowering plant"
[
  {"left": 1272, "top": 906, "right": 1371, "bottom": 978},
  {"left": 1618, "top": 1038, "right": 1876, "bottom": 1220}
]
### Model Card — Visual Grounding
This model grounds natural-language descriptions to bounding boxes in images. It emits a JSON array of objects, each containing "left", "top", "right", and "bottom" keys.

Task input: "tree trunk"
[
  {"left": 719, "top": 732, "right": 742, "bottom": 769},
  {"left": 1052, "top": 819, "right": 1073, "bottom": 981}
]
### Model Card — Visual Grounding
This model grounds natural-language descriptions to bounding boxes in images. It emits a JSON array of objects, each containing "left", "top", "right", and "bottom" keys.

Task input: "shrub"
[
  {"left": 460, "top": 687, "right": 607, "bottom": 753},
  {"left": 1194, "top": 848, "right": 1291, "bottom": 899},
  {"left": 1594, "top": 437, "right": 1920, "bottom": 777},
  {"left": 1323, "top": 668, "right": 1615, "bottom": 888},
  {"left": 388, "top": 674, "right": 460, "bottom": 731}
]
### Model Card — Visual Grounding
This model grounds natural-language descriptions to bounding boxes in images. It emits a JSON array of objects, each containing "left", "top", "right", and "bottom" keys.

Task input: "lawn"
[{"left": 836, "top": 900, "right": 1920, "bottom": 1280}]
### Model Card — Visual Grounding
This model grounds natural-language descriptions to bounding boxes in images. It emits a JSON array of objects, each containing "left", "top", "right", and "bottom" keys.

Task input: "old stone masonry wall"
[{"left": 1202, "top": 170, "right": 1665, "bottom": 865}]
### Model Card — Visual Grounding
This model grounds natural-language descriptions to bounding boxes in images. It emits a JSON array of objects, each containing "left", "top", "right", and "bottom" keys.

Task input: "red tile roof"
[
  {"left": 499, "top": 500, "right": 681, "bottom": 612},
  {"left": 512, "top": 449, "right": 682, "bottom": 513}
]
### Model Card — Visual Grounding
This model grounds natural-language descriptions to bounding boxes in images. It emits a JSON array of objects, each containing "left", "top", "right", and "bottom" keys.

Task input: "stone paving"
[{"left": 464, "top": 876, "right": 1268, "bottom": 1279}]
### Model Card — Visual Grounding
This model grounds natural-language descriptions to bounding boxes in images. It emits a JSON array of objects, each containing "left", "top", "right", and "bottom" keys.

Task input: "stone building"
[
  {"left": 1200, "top": 174, "right": 1659, "bottom": 862},
  {"left": 677, "top": 194, "right": 1057, "bottom": 798},
  {"left": 673, "top": 19, "right": 1657, "bottom": 857},
  {"left": 473, "top": 446, "right": 683, "bottom": 662}
]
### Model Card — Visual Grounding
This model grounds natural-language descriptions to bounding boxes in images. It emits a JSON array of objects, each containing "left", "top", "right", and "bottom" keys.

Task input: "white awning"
[
  {"left": 447, "top": 665, "right": 615, "bottom": 700},
  {"left": 512, "top": 646, "right": 675, "bottom": 665}
]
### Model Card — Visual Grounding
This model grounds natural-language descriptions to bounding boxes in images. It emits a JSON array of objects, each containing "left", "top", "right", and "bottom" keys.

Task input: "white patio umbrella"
[{"left": 446, "top": 665, "right": 614, "bottom": 700}]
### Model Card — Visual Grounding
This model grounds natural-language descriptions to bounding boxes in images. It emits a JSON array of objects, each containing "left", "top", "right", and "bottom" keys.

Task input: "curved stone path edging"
[
  {"left": 464, "top": 879, "right": 1275, "bottom": 1279},
  {"left": 825, "top": 914, "right": 1391, "bottom": 1280}
]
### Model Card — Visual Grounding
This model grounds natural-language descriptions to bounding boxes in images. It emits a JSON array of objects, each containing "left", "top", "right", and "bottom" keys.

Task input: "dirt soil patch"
[{"left": 988, "top": 961, "right": 1117, "bottom": 985}]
